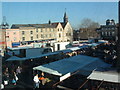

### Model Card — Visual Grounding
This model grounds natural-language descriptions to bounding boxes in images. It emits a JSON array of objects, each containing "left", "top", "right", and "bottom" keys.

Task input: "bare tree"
[{"left": 79, "top": 18, "right": 100, "bottom": 39}]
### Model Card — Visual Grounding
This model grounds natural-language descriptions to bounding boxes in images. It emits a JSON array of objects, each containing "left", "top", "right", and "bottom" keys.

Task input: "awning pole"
[
  {"left": 77, "top": 79, "right": 89, "bottom": 90},
  {"left": 96, "top": 80, "right": 104, "bottom": 90}
]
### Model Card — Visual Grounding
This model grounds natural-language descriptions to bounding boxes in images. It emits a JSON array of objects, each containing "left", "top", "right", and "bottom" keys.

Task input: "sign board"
[{"left": 12, "top": 42, "right": 20, "bottom": 47}]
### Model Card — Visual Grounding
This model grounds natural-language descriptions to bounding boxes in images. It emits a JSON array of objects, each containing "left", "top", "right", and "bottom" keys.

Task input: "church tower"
[
  {"left": 1, "top": 16, "right": 9, "bottom": 29},
  {"left": 63, "top": 11, "right": 68, "bottom": 24}
]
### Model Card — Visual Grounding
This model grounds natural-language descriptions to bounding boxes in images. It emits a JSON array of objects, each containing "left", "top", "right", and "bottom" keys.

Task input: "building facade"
[
  {"left": 0, "top": 17, "right": 9, "bottom": 56},
  {"left": 0, "top": 29, "right": 6, "bottom": 56},
  {"left": 97, "top": 19, "right": 118, "bottom": 41},
  {"left": 6, "top": 12, "right": 73, "bottom": 48},
  {"left": 73, "top": 30, "right": 80, "bottom": 41},
  {"left": 6, "top": 29, "right": 20, "bottom": 48}
]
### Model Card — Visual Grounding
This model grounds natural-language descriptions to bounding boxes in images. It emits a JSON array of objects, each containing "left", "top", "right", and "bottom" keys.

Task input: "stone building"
[
  {"left": 7, "top": 12, "right": 73, "bottom": 48},
  {"left": 97, "top": 19, "right": 118, "bottom": 41},
  {"left": 73, "top": 30, "right": 80, "bottom": 41}
]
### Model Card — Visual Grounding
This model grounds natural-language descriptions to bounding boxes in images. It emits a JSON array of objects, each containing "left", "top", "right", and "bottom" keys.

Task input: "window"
[
  {"left": 105, "top": 32, "right": 107, "bottom": 36},
  {"left": 49, "top": 34, "right": 51, "bottom": 38},
  {"left": 46, "top": 34, "right": 48, "bottom": 38},
  {"left": 101, "top": 32, "right": 104, "bottom": 36},
  {"left": 52, "top": 34, "right": 54, "bottom": 37},
  {"left": 46, "top": 28, "right": 47, "bottom": 32},
  {"left": 22, "top": 31, "right": 25, "bottom": 35},
  {"left": 36, "top": 28, "right": 38, "bottom": 32},
  {"left": 110, "top": 32, "right": 112, "bottom": 36},
  {"left": 36, "top": 34, "right": 38, "bottom": 38},
  {"left": 41, "top": 29, "right": 43, "bottom": 32},
  {"left": 67, "top": 39, "right": 70, "bottom": 42},
  {"left": 13, "top": 32, "right": 16, "bottom": 35},
  {"left": 7, "top": 38, "right": 10, "bottom": 41},
  {"left": 58, "top": 28, "right": 59, "bottom": 31},
  {"left": 112, "top": 32, "right": 115, "bottom": 36},
  {"left": 66, "top": 33, "right": 68, "bottom": 36},
  {"left": 22, "top": 37, "right": 25, "bottom": 41},
  {"left": 69, "top": 33, "right": 71, "bottom": 36},
  {"left": 108, "top": 32, "right": 111, "bottom": 36},
  {"left": 60, "top": 28, "right": 62, "bottom": 31},
  {"left": 59, "top": 33, "right": 61, "bottom": 37},
  {"left": 13, "top": 37, "right": 16, "bottom": 41},
  {"left": 41, "top": 34, "right": 44, "bottom": 38},
  {"left": 107, "top": 28, "right": 110, "bottom": 30},
  {"left": 112, "top": 27, "right": 115, "bottom": 30},
  {"left": 31, "top": 36, "right": 33, "bottom": 40},
  {"left": 30, "top": 31, "right": 33, "bottom": 34}
]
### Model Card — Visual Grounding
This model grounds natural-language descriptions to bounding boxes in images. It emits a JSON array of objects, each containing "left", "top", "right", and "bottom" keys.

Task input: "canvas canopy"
[
  {"left": 6, "top": 56, "right": 27, "bottom": 61},
  {"left": 68, "top": 47, "right": 81, "bottom": 51},
  {"left": 87, "top": 69, "right": 120, "bottom": 83},
  {"left": 6, "top": 51, "right": 60, "bottom": 61},
  {"left": 68, "top": 45, "right": 89, "bottom": 51},
  {"left": 33, "top": 55, "right": 111, "bottom": 77}
]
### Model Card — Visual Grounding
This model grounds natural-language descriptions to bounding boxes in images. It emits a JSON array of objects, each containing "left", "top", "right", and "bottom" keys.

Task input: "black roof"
[
  {"left": 11, "top": 21, "right": 68, "bottom": 29},
  {"left": 100, "top": 25, "right": 117, "bottom": 28},
  {"left": 11, "top": 23, "right": 60, "bottom": 29}
]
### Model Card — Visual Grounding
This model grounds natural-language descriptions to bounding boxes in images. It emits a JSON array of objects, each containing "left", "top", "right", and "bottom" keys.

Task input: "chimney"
[{"left": 48, "top": 20, "right": 51, "bottom": 25}]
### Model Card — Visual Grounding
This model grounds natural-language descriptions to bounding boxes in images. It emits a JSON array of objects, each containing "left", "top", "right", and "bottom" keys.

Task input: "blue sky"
[{"left": 2, "top": 2, "right": 118, "bottom": 29}]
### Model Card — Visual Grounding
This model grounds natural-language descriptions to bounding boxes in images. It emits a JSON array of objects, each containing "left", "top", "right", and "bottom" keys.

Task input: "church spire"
[
  {"left": 63, "top": 8, "right": 68, "bottom": 24},
  {"left": 1, "top": 16, "right": 9, "bottom": 29}
]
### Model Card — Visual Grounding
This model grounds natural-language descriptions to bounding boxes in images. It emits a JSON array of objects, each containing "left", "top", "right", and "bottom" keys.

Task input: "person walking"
[
  {"left": 33, "top": 74, "right": 40, "bottom": 89},
  {"left": 16, "top": 66, "right": 22, "bottom": 75},
  {"left": 41, "top": 72, "right": 46, "bottom": 86},
  {"left": 16, "top": 66, "right": 22, "bottom": 81},
  {"left": 11, "top": 72, "right": 18, "bottom": 85},
  {"left": 12, "top": 78, "right": 16, "bottom": 85}
]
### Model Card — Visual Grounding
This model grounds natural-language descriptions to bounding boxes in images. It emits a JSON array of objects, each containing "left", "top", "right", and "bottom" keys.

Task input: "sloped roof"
[
  {"left": 11, "top": 21, "right": 68, "bottom": 29},
  {"left": 11, "top": 24, "right": 34, "bottom": 29},
  {"left": 60, "top": 22, "right": 66, "bottom": 29},
  {"left": 6, "top": 56, "right": 27, "bottom": 61},
  {"left": 100, "top": 25, "right": 117, "bottom": 28},
  {"left": 6, "top": 51, "right": 60, "bottom": 61},
  {"left": 11, "top": 22, "right": 61, "bottom": 29}
]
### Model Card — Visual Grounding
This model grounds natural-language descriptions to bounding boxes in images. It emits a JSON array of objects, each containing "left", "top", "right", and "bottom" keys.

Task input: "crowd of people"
[
  {"left": 2, "top": 64, "right": 22, "bottom": 89},
  {"left": 33, "top": 72, "right": 50, "bottom": 89},
  {"left": 1, "top": 40, "right": 118, "bottom": 89},
  {"left": 86, "top": 41, "right": 117, "bottom": 66}
]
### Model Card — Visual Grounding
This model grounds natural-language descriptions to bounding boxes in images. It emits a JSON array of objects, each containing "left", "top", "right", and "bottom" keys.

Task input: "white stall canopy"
[
  {"left": 33, "top": 55, "right": 111, "bottom": 77},
  {"left": 87, "top": 69, "right": 120, "bottom": 83}
]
